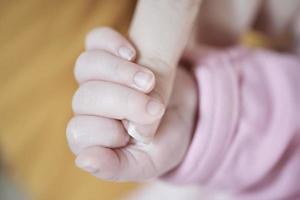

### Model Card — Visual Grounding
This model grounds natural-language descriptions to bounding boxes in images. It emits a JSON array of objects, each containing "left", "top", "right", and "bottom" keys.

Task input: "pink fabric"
[{"left": 162, "top": 47, "right": 300, "bottom": 200}]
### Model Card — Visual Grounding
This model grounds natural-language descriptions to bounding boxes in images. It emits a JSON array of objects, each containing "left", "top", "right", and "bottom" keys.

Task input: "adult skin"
[{"left": 128, "top": 0, "right": 202, "bottom": 142}]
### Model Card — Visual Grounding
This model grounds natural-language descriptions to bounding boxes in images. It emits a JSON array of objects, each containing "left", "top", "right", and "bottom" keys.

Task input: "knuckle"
[
  {"left": 74, "top": 51, "right": 106, "bottom": 83},
  {"left": 72, "top": 81, "right": 103, "bottom": 115},
  {"left": 76, "top": 51, "right": 89, "bottom": 66},
  {"left": 87, "top": 26, "right": 114, "bottom": 38},
  {"left": 66, "top": 118, "right": 82, "bottom": 152},
  {"left": 66, "top": 119, "right": 77, "bottom": 143},
  {"left": 72, "top": 85, "right": 89, "bottom": 113},
  {"left": 95, "top": 26, "right": 115, "bottom": 34},
  {"left": 74, "top": 52, "right": 90, "bottom": 81},
  {"left": 76, "top": 51, "right": 96, "bottom": 68},
  {"left": 71, "top": 88, "right": 82, "bottom": 112},
  {"left": 85, "top": 27, "right": 116, "bottom": 45}
]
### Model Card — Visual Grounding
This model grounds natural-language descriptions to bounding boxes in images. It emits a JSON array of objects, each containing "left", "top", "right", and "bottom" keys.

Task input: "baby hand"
[{"left": 66, "top": 27, "right": 198, "bottom": 181}]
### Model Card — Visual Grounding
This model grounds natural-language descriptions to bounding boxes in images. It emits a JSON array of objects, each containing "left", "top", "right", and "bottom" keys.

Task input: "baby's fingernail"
[
  {"left": 133, "top": 71, "right": 154, "bottom": 91},
  {"left": 118, "top": 46, "right": 134, "bottom": 60},
  {"left": 127, "top": 123, "right": 151, "bottom": 144},
  {"left": 146, "top": 99, "right": 165, "bottom": 117},
  {"left": 75, "top": 156, "right": 99, "bottom": 173}
]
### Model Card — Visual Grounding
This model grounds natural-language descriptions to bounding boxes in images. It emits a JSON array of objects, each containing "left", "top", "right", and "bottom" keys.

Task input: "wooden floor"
[{"left": 0, "top": 1, "right": 138, "bottom": 199}]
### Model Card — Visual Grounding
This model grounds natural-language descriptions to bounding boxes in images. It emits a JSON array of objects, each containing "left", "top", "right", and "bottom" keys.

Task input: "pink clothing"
[{"left": 162, "top": 47, "right": 300, "bottom": 200}]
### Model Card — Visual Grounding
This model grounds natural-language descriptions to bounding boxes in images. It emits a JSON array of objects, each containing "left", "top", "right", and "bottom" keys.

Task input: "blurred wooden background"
[{"left": 0, "top": 0, "right": 138, "bottom": 199}]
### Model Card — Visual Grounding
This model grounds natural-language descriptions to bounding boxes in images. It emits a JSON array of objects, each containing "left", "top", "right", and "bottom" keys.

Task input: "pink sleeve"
[{"left": 162, "top": 47, "right": 300, "bottom": 200}]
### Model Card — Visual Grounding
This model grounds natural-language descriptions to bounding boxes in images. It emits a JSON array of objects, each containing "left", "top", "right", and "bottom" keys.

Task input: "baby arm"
[{"left": 162, "top": 47, "right": 300, "bottom": 200}]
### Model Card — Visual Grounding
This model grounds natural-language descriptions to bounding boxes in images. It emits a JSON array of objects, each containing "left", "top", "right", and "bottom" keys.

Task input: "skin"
[
  {"left": 66, "top": 0, "right": 300, "bottom": 181},
  {"left": 126, "top": 0, "right": 300, "bottom": 143},
  {"left": 67, "top": 28, "right": 197, "bottom": 181},
  {"left": 127, "top": 0, "right": 202, "bottom": 142}
]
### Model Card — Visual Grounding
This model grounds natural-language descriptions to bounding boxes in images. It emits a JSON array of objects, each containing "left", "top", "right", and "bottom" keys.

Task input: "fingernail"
[
  {"left": 75, "top": 157, "right": 99, "bottom": 173},
  {"left": 133, "top": 71, "right": 153, "bottom": 91},
  {"left": 127, "top": 123, "right": 151, "bottom": 144},
  {"left": 146, "top": 99, "right": 165, "bottom": 117},
  {"left": 118, "top": 46, "right": 134, "bottom": 60}
]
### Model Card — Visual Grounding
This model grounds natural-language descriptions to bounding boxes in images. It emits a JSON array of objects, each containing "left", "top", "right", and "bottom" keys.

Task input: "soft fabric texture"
[{"left": 162, "top": 47, "right": 300, "bottom": 200}]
